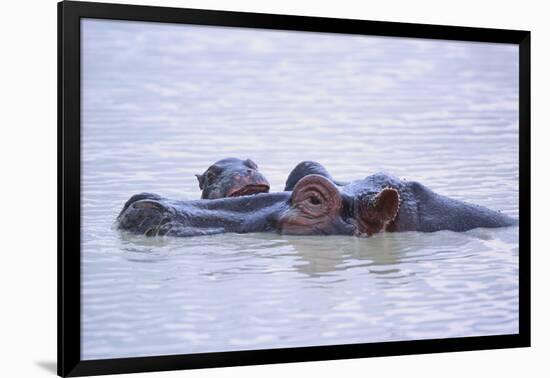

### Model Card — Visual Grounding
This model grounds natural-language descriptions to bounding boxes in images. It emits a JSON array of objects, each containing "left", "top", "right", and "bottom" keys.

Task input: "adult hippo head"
[
  {"left": 195, "top": 158, "right": 270, "bottom": 199},
  {"left": 284, "top": 161, "right": 517, "bottom": 234}
]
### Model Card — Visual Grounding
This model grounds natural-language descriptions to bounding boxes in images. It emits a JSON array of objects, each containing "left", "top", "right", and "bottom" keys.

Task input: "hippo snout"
[
  {"left": 197, "top": 158, "right": 271, "bottom": 199},
  {"left": 225, "top": 171, "right": 270, "bottom": 197},
  {"left": 117, "top": 194, "right": 175, "bottom": 236}
]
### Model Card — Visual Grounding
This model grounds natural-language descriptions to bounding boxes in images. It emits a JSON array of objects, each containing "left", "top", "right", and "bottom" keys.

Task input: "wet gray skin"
[
  {"left": 117, "top": 163, "right": 516, "bottom": 237},
  {"left": 284, "top": 161, "right": 348, "bottom": 190},
  {"left": 195, "top": 158, "right": 270, "bottom": 199}
]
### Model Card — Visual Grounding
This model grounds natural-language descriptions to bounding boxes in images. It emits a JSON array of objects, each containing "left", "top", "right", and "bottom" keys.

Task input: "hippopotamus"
[
  {"left": 195, "top": 158, "right": 270, "bottom": 199},
  {"left": 117, "top": 162, "right": 516, "bottom": 237}
]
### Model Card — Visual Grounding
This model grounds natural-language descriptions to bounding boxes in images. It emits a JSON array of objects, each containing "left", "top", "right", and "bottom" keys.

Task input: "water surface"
[{"left": 81, "top": 19, "right": 519, "bottom": 360}]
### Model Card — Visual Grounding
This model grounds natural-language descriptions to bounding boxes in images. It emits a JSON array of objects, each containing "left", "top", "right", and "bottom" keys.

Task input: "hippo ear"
[
  {"left": 355, "top": 187, "right": 400, "bottom": 236},
  {"left": 244, "top": 158, "right": 258, "bottom": 170},
  {"left": 195, "top": 174, "right": 205, "bottom": 190},
  {"left": 291, "top": 174, "right": 342, "bottom": 216},
  {"left": 371, "top": 188, "right": 400, "bottom": 222}
]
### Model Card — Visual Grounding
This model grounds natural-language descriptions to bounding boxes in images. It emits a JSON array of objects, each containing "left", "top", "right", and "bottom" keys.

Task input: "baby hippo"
[{"left": 195, "top": 158, "right": 270, "bottom": 199}]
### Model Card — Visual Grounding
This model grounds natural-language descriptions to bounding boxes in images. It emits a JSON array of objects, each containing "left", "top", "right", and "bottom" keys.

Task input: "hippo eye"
[
  {"left": 208, "top": 164, "right": 224, "bottom": 174},
  {"left": 298, "top": 193, "right": 324, "bottom": 215},
  {"left": 308, "top": 195, "right": 321, "bottom": 205},
  {"left": 205, "top": 171, "right": 217, "bottom": 182},
  {"left": 290, "top": 174, "right": 342, "bottom": 219}
]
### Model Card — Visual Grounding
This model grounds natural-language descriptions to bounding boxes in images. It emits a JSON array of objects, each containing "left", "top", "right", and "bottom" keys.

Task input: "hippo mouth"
[{"left": 228, "top": 184, "right": 270, "bottom": 197}]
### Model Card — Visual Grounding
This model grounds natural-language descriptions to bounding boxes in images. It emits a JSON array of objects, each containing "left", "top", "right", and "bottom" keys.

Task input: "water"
[{"left": 80, "top": 19, "right": 519, "bottom": 360}]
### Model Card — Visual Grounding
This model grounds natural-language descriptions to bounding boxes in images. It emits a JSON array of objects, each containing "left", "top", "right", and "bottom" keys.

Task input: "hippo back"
[{"left": 405, "top": 181, "right": 517, "bottom": 232}]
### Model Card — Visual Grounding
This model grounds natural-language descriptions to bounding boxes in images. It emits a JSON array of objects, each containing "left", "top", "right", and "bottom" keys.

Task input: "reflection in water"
[
  {"left": 281, "top": 235, "right": 406, "bottom": 276},
  {"left": 80, "top": 19, "right": 519, "bottom": 359}
]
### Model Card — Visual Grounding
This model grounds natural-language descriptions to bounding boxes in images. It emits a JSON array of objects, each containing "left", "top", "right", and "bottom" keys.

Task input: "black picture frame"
[{"left": 58, "top": 1, "right": 531, "bottom": 376}]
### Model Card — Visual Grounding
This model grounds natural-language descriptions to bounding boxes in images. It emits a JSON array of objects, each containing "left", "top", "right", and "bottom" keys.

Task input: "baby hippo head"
[
  {"left": 279, "top": 174, "right": 400, "bottom": 236},
  {"left": 195, "top": 158, "right": 270, "bottom": 199}
]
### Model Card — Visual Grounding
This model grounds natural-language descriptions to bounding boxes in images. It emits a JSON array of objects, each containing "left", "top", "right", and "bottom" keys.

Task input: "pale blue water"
[{"left": 80, "top": 19, "right": 519, "bottom": 360}]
